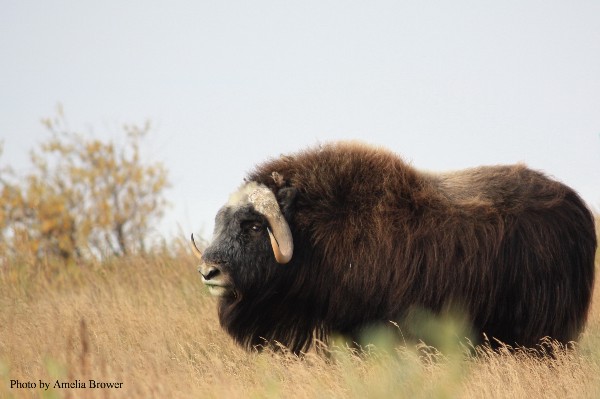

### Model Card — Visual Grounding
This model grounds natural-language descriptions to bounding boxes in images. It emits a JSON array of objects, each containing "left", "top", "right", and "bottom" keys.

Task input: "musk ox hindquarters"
[{"left": 195, "top": 141, "right": 596, "bottom": 354}]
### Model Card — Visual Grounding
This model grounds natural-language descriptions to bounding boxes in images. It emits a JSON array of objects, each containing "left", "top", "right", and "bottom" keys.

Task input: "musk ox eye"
[{"left": 242, "top": 221, "right": 264, "bottom": 234}]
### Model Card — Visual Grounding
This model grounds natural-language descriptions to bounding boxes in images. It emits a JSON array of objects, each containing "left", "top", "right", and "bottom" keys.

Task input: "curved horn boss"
[{"left": 248, "top": 185, "right": 294, "bottom": 264}]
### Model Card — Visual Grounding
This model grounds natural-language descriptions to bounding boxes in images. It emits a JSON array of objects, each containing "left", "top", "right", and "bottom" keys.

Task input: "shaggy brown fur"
[{"left": 212, "top": 141, "right": 596, "bottom": 353}]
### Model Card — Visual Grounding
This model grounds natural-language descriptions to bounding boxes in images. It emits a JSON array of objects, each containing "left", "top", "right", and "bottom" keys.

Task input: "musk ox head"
[{"left": 193, "top": 182, "right": 294, "bottom": 299}]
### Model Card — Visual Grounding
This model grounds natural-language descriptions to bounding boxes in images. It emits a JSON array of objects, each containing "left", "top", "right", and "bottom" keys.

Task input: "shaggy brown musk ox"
[{"left": 194, "top": 142, "right": 596, "bottom": 354}]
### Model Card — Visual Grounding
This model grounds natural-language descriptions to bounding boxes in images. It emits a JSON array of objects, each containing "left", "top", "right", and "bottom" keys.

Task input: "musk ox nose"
[{"left": 199, "top": 265, "right": 220, "bottom": 281}]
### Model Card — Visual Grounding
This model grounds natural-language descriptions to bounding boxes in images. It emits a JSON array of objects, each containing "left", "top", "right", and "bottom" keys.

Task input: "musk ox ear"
[
  {"left": 277, "top": 187, "right": 298, "bottom": 220},
  {"left": 248, "top": 185, "right": 294, "bottom": 264}
]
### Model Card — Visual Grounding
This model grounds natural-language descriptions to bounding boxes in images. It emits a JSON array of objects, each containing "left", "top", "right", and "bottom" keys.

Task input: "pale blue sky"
[{"left": 2, "top": 1, "right": 599, "bottom": 240}]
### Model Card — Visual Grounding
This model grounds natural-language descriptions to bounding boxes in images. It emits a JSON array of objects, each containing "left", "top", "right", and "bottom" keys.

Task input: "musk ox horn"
[
  {"left": 248, "top": 186, "right": 294, "bottom": 264},
  {"left": 190, "top": 233, "right": 203, "bottom": 260}
]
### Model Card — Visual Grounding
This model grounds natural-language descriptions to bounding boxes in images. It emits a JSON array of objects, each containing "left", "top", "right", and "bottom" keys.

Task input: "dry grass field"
[{"left": 1, "top": 238, "right": 599, "bottom": 399}]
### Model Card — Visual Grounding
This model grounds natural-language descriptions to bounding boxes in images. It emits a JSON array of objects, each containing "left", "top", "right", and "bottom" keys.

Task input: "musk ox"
[{"left": 193, "top": 141, "right": 596, "bottom": 354}]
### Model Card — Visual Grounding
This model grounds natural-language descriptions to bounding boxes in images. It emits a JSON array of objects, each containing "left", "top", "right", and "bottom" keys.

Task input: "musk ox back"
[{"left": 195, "top": 142, "right": 596, "bottom": 354}]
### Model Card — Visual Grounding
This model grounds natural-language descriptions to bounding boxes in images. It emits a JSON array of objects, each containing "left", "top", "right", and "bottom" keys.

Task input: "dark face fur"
[{"left": 198, "top": 183, "right": 291, "bottom": 300}]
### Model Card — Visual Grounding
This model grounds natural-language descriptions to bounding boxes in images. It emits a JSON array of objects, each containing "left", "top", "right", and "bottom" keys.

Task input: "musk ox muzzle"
[{"left": 191, "top": 233, "right": 234, "bottom": 297}]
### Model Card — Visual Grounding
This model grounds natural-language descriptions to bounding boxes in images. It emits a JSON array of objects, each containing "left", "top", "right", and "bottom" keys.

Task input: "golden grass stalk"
[{"left": 1, "top": 245, "right": 599, "bottom": 399}]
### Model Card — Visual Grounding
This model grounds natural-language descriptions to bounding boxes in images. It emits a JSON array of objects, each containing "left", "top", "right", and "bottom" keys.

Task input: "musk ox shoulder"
[{"left": 195, "top": 141, "right": 596, "bottom": 354}]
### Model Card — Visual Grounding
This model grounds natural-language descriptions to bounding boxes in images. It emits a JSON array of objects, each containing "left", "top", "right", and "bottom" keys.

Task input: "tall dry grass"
[{"left": 1, "top": 239, "right": 599, "bottom": 399}]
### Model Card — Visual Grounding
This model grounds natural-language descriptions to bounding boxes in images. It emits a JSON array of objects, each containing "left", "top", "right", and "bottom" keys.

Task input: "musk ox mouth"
[
  {"left": 203, "top": 282, "right": 233, "bottom": 297},
  {"left": 200, "top": 275, "right": 234, "bottom": 297}
]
